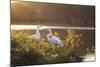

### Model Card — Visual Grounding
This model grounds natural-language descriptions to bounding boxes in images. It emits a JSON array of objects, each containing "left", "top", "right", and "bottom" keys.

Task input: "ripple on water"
[{"left": 83, "top": 53, "right": 95, "bottom": 62}]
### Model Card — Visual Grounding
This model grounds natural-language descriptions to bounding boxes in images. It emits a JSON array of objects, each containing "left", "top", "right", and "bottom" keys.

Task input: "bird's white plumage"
[
  {"left": 47, "top": 28, "right": 64, "bottom": 46},
  {"left": 29, "top": 25, "right": 41, "bottom": 40}
]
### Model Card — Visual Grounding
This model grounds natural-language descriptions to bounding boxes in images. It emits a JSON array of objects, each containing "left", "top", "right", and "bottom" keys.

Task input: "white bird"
[
  {"left": 47, "top": 28, "right": 64, "bottom": 46},
  {"left": 29, "top": 25, "right": 41, "bottom": 40}
]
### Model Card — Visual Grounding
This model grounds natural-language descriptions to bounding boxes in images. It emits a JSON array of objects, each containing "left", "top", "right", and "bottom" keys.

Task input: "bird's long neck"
[
  {"left": 36, "top": 27, "right": 40, "bottom": 37},
  {"left": 47, "top": 34, "right": 50, "bottom": 41},
  {"left": 47, "top": 29, "right": 52, "bottom": 41}
]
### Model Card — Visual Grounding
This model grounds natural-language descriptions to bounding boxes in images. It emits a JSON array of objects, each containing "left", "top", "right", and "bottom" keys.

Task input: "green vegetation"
[{"left": 11, "top": 30, "right": 84, "bottom": 66}]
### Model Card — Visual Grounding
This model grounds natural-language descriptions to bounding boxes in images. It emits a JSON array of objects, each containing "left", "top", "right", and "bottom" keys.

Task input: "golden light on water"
[
  {"left": 11, "top": 25, "right": 95, "bottom": 30},
  {"left": 83, "top": 53, "right": 95, "bottom": 62},
  {"left": 11, "top": 25, "right": 48, "bottom": 30}
]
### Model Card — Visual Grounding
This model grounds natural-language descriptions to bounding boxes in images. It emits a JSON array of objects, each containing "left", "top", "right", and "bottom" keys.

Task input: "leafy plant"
[{"left": 11, "top": 30, "right": 84, "bottom": 66}]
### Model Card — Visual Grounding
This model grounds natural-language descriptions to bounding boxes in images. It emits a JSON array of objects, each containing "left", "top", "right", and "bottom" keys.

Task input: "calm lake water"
[{"left": 11, "top": 25, "right": 95, "bottom": 30}]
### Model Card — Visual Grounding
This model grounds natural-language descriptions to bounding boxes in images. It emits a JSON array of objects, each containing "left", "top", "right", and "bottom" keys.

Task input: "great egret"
[
  {"left": 47, "top": 28, "right": 64, "bottom": 46},
  {"left": 29, "top": 25, "right": 42, "bottom": 40}
]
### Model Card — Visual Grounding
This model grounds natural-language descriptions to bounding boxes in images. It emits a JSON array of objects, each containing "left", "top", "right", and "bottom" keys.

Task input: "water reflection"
[
  {"left": 11, "top": 25, "right": 95, "bottom": 30},
  {"left": 83, "top": 53, "right": 95, "bottom": 62}
]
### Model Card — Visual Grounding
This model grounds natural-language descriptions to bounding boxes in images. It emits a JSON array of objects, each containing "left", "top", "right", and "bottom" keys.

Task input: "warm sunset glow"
[{"left": 11, "top": 1, "right": 17, "bottom": 4}]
